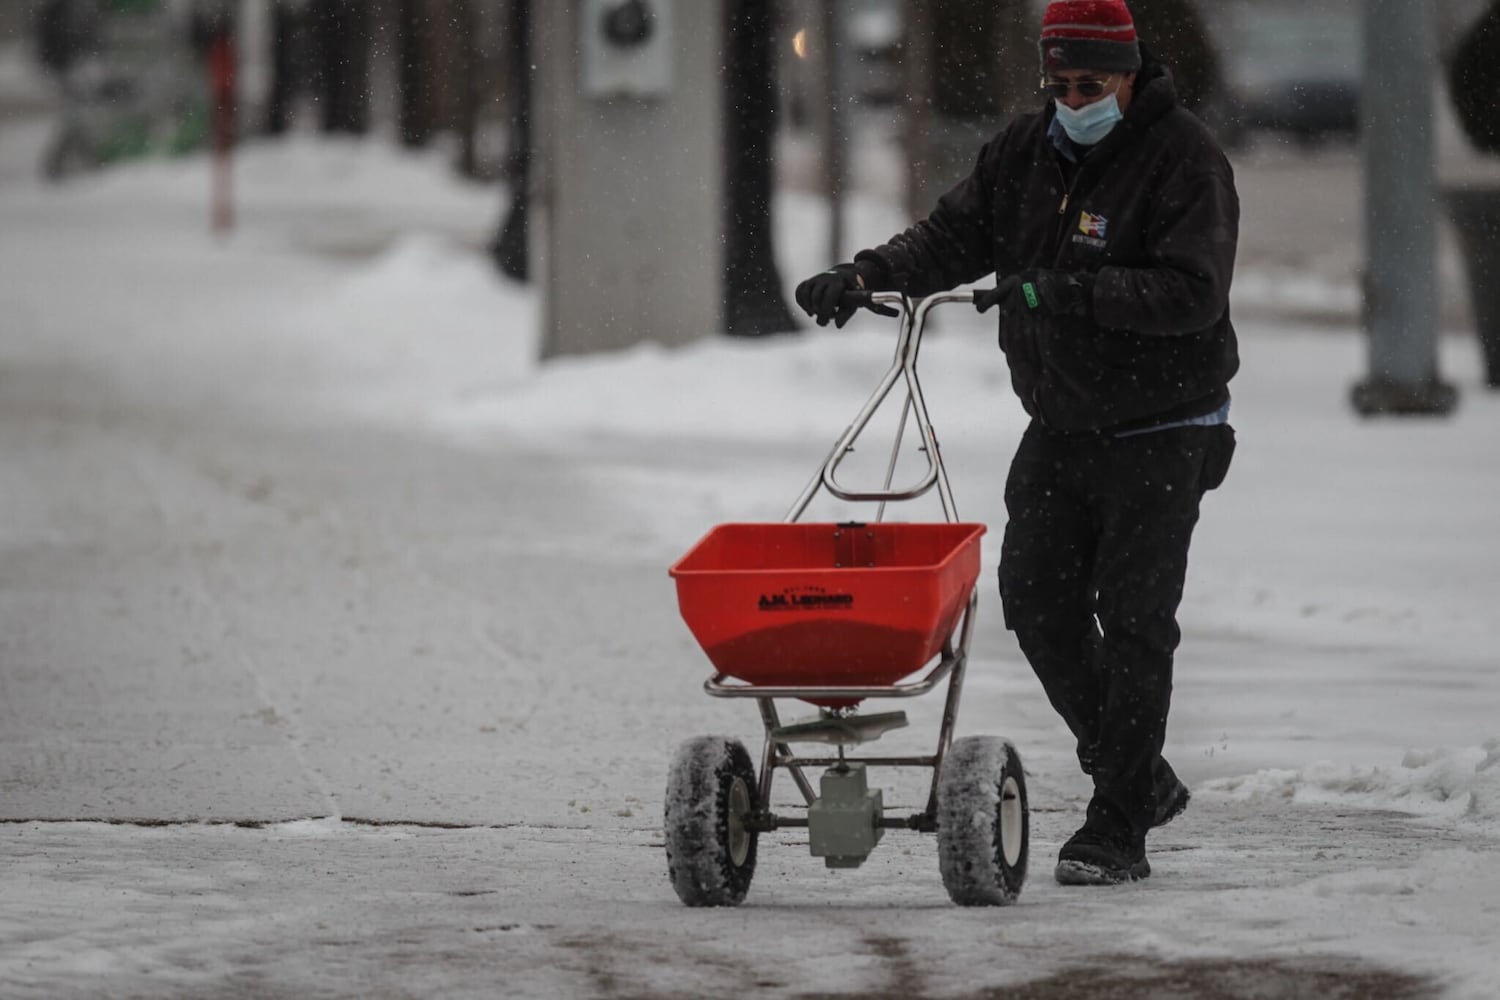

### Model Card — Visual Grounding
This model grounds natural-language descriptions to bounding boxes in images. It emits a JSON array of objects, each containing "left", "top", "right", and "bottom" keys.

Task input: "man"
[{"left": 795, "top": 0, "right": 1238, "bottom": 886}]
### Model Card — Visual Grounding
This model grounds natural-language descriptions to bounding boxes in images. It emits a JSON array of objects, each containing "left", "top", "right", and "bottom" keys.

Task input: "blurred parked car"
[
  {"left": 1209, "top": 3, "right": 1361, "bottom": 148},
  {"left": 35, "top": 0, "right": 209, "bottom": 179}
]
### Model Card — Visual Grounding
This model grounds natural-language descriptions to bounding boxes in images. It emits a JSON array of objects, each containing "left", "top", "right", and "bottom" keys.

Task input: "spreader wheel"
[
  {"left": 664, "top": 736, "right": 759, "bottom": 907},
  {"left": 936, "top": 735, "right": 1029, "bottom": 906}
]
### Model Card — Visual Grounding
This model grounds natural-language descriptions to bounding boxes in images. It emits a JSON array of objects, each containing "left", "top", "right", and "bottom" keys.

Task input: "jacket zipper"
[
  {"left": 1055, "top": 161, "right": 1077, "bottom": 215},
  {"left": 1052, "top": 161, "right": 1084, "bottom": 263}
]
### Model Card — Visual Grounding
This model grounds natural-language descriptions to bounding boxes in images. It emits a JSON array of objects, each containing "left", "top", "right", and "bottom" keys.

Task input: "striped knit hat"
[{"left": 1039, "top": 0, "right": 1142, "bottom": 75}]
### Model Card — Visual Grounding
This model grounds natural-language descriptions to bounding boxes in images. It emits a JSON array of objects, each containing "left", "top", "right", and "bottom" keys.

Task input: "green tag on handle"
[{"left": 1021, "top": 282, "right": 1040, "bottom": 310}]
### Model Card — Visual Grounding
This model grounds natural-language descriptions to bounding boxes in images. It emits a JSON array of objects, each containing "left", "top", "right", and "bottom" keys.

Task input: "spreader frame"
[{"left": 702, "top": 291, "right": 984, "bottom": 827}]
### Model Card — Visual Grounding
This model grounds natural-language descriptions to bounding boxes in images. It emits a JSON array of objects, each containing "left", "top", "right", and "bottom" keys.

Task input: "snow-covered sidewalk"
[{"left": 2, "top": 99, "right": 1499, "bottom": 998}]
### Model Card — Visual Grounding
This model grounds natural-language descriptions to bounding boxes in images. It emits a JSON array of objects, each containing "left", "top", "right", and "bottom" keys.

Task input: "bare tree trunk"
[
  {"left": 423, "top": 0, "right": 474, "bottom": 138},
  {"left": 312, "top": 0, "right": 370, "bottom": 134},
  {"left": 819, "top": 1, "right": 843, "bottom": 266},
  {"left": 1448, "top": 0, "right": 1500, "bottom": 153},
  {"left": 993, "top": 0, "right": 1036, "bottom": 118},
  {"left": 396, "top": 0, "right": 431, "bottom": 146},
  {"left": 723, "top": 0, "right": 796, "bottom": 336},
  {"left": 490, "top": 0, "right": 529, "bottom": 281},
  {"left": 453, "top": 0, "right": 480, "bottom": 177},
  {"left": 266, "top": 1, "right": 300, "bottom": 134}
]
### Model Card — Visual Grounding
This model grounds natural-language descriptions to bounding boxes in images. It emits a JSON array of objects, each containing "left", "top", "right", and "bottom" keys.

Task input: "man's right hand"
[{"left": 794, "top": 266, "right": 863, "bottom": 328}]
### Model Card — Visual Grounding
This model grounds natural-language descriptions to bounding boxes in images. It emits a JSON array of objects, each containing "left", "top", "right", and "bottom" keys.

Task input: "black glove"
[
  {"left": 794, "top": 264, "right": 897, "bottom": 328},
  {"left": 975, "top": 270, "right": 1093, "bottom": 329}
]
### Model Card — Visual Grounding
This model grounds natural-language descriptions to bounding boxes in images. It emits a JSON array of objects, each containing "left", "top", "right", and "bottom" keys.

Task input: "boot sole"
[{"left": 1054, "top": 858, "right": 1151, "bottom": 886}]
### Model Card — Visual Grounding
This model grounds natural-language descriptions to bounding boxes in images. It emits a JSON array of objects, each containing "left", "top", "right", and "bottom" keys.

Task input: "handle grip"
[{"left": 840, "top": 289, "right": 900, "bottom": 317}]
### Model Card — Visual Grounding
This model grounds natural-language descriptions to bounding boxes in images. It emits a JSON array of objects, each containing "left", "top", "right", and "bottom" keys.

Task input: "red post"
[{"left": 208, "top": 29, "right": 237, "bottom": 235}]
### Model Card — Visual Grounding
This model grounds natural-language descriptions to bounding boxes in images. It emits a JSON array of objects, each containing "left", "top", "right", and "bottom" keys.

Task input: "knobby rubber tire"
[
  {"left": 664, "top": 736, "right": 759, "bottom": 907},
  {"left": 937, "top": 735, "right": 1029, "bottom": 906}
]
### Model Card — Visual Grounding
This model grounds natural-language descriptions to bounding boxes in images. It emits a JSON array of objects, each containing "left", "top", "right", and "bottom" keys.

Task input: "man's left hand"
[{"left": 974, "top": 270, "right": 1093, "bottom": 331}]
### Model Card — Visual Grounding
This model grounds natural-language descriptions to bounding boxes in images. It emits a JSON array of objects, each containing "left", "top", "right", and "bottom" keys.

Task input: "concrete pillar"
[
  {"left": 533, "top": 1, "right": 723, "bottom": 358},
  {"left": 1352, "top": 0, "right": 1457, "bottom": 415}
]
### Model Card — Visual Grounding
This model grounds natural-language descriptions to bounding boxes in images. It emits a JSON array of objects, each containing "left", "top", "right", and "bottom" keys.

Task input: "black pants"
[{"left": 998, "top": 419, "right": 1235, "bottom": 839}]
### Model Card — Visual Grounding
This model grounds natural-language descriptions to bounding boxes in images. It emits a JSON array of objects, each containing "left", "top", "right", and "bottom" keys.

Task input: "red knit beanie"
[{"left": 1039, "top": 0, "right": 1142, "bottom": 75}]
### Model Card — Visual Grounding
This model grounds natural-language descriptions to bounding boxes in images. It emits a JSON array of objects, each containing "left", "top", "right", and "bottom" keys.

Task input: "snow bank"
[
  {"left": 434, "top": 304, "right": 1019, "bottom": 448},
  {"left": 1202, "top": 740, "right": 1500, "bottom": 831},
  {"left": 279, "top": 233, "right": 537, "bottom": 418}
]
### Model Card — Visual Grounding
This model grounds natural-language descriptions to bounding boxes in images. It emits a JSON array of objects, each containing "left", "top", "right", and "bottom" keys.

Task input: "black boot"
[
  {"left": 1056, "top": 822, "right": 1150, "bottom": 885},
  {"left": 1152, "top": 757, "right": 1190, "bottom": 828}
]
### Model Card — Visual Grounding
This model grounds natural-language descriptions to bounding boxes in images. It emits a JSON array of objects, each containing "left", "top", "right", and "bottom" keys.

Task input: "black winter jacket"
[{"left": 855, "top": 59, "right": 1239, "bottom": 434}]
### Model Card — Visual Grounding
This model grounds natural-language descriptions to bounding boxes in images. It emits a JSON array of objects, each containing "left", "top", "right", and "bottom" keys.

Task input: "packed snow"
[{"left": 2, "top": 45, "right": 1499, "bottom": 998}]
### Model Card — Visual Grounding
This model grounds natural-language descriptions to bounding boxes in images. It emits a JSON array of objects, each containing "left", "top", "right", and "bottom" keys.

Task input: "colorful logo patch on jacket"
[{"left": 1079, "top": 211, "right": 1109, "bottom": 239}]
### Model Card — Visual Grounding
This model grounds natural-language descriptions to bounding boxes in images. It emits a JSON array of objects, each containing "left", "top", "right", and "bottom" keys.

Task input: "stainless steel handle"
[{"left": 786, "top": 290, "right": 978, "bottom": 523}]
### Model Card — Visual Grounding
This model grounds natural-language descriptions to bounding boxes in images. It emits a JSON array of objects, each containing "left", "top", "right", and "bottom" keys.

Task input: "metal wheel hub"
[
  {"left": 728, "top": 777, "right": 752, "bottom": 866},
  {"left": 999, "top": 775, "right": 1023, "bottom": 867}
]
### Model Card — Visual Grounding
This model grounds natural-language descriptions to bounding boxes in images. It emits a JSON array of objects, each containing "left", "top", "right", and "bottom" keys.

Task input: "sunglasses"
[{"left": 1040, "top": 76, "right": 1114, "bottom": 99}]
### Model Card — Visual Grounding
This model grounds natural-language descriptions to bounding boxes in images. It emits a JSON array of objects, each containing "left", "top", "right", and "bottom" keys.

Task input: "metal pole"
[
  {"left": 1352, "top": 0, "right": 1456, "bottom": 416},
  {"left": 207, "top": 11, "right": 236, "bottom": 236}
]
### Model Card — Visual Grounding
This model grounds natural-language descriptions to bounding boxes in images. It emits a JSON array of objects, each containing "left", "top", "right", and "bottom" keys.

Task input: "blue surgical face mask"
[{"left": 1053, "top": 91, "right": 1123, "bottom": 146}]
